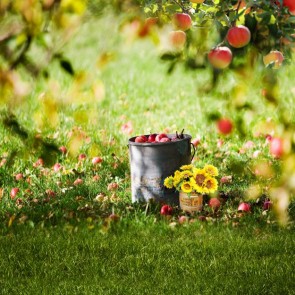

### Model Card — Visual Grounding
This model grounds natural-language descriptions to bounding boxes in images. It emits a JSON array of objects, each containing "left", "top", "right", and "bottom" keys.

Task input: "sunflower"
[
  {"left": 181, "top": 181, "right": 193, "bottom": 193},
  {"left": 194, "top": 182, "right": 207, "bottom": 194},
  {"left": 204, "top": 164, "right": 219, "bottom": 177},
  {"left": 164, "top": 176, "right": 174, "bottom": 189},
  {"left": 179, "top": 170, "right": 193, "bottom": 180},
  {"left": 204, "top": 176, "right": 218, "bottom": 193},
  {"left": 180, "top": 164, "right": 193, "bottom": 171},
  {"left": 193, "top": 168, "right": 207, "bottom": 187}
]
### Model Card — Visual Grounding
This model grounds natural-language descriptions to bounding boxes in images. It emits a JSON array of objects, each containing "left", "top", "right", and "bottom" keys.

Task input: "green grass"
[
  {"left": 1, "top": 11, "right": 295, "bottom": 294},
  {"left": 1, "top": 222, "right": 294, "bottom": 295}
]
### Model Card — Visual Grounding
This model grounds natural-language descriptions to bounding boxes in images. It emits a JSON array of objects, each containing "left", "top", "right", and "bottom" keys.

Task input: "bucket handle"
[{"left": 190, "top": 143, "right": 196, "bottom": 161}]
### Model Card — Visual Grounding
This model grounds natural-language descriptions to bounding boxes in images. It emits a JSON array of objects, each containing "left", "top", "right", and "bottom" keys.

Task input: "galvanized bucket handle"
[{"left": 190, "top": 143, "right": 196, "bottom": 161}]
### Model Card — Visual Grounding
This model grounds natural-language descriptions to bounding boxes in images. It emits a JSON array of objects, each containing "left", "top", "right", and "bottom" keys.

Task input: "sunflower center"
[
  {"left": 195, "top": 174, "right": 205, "bottom": 186},
  {"left": 206, "top": 179, "right": 214, "bottom": 189}
]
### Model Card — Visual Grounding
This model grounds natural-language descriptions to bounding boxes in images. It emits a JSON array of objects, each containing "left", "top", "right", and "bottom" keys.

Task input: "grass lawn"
[
  {"left": 1, "top": 222, "right": 295, "bottom": 295},
  {"left": 0, "top": 11, "right": 295, "bottom": 294}
]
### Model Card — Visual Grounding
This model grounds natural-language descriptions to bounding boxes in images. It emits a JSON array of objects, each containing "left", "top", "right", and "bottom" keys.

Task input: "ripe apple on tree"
[
  {"left": 283, "top": 0, "right": 295, "bottom": 14},
  {"left": 169, "top": 30, "right": 186, "bottom": 50},
  {"left": 238, "top": 202, "right": 251, "bottom": 212},
  {"left": 208, "top": 46, "right": 232, "bottom": 69},
  {"left": 276, "top": 0, "right": 295, "bottom": 14},
  {"left": 226, "top": 25, "right": 251, "bottom": 48},
  {"left": 172, "top": 13, "right": 192, "bottom": 31}
]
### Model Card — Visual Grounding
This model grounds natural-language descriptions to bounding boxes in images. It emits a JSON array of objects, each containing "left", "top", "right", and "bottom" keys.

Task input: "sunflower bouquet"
[{"left": 164, "top": 164, "right": 219, "bottom": 195}]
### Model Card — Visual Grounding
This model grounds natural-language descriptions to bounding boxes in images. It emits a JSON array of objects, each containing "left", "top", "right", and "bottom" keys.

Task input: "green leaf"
[
  {"left": 60, "top": 59, "right": 75, "bottom": 76},
  {"left": 160, "top": 53, "right": 181, "bottom": 61}
]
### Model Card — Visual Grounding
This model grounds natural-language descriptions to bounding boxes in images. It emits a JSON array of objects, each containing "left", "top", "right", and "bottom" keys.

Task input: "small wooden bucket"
[{"left": 179, "top": 191, "right": 203, "bottom": 213}]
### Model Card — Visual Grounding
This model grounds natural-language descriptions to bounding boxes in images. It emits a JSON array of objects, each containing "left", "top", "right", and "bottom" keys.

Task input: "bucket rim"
[{"left": 128, "top": 133, "right": 192, "bottom": 146}]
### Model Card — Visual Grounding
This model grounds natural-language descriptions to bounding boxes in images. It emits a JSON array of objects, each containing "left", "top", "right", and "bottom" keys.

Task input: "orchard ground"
[{"left": 0, "top": 13, "right": 295, "bottom": 294}]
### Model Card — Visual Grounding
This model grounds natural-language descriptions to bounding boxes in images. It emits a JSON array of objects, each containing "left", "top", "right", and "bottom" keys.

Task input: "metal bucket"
[{"left": 128, "top": 134, "right": 194, "bottom": 204}]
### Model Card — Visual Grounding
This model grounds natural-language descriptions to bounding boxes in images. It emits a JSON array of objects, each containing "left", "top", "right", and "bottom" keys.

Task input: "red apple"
[
  {"left": 78, "top": 153, "right": 87, "bottom": 161},
  {"left": 192, "top": 137, "right": 201, "bottom": 147},
  {"left": 59, "top": 146, "right": 67, "bottom": 154},
  {"left": 276, "top": 0, "right": 295, "bottom": 14},
  {"left": 269, "top": 137, "right": 284, "bottom": 158},
  {"left": 160, "top": 137, "right": 171, "bottom": 143},
  {"left": 284, "top": 0, "right": 295, "bottom": 14},
  {"left": 208, "top": 46, "right": 232, "bottom": 69},
  {"left": 263, "top": 200, "right": 273, "bottom": 210},
  {"left": 135, "top": 135, "right": 148, "bottom": 143},
  {"left": 226, "top": 25, "right": 251, "bottom": 48},
  {"left": 138, "top": 17, "right": 158, "bottom": 37},
  {"left": 160, "top": 204, "right": 173, "bottom": 215},
  {"left": 238, "top": 202, "right": 251, "bottom": 212},
  {"left": 208, "top": 198, "right": 221, "bottom": 211},
  {"left": 172, "top": 13, "right": 192, "bottom": 31},
  {"left": 92, "top": 157, "right": 103, "bottom": 165},
  {"left": 217, "top": 118, "right": 233, "bottom": 135},
  {"left": 15, "top": 173, "right": 24, "bottom": 181},
  {"left": 169, "top": 30, "right": 186, "bottom": 49},
  {"left": 73, "top": 178, "right": 83, "bottom": 185},
  {"left": 155, "top": 133, "right": 168, "bottom": 142},
  {"left": 53, "top": 163, "right": 62, "bottom": 172},
  {"left": 10, "top": 188, "right": 19, "bottom": 199},
  {"left": 33, "top": 158, "right": 44, "bottom": 167},
  {"left": 148, "top": 133, "right": 157, "bottom": 143},
  {"left": 178, "top": 215, "right": 189, "bottom": 224},
  {"left": 107, "top": 182, "right": 119, "bottom": 191}
]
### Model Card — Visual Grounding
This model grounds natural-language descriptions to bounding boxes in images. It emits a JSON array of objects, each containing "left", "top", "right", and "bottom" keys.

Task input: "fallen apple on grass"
[
  {"left": 238, "top": 202, "right": 251, "bottom": 212},
  {"left": 208, "top": 197, "right": 221, "bottom": 211},
  {"left": 10, "top": 188, "right": 20, "bottom": 199},
  {"left": 92, "top": 156, "right": 103, "bottom": 165},
  {"left": 160, "top": 204, "right": 173, "bottom": 216},
  {"left": 263, "top": 200, "right": 273, "bottom": 210},
  {"left": 178, "top": 215, "right": 189, "bottom": 224}
]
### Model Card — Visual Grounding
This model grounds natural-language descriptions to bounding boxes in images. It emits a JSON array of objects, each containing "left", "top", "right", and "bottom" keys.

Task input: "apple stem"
[
  {"left": 171, "top": 0, "right": 188, "bottom": 13},
  {"left": 234, "top": 0, "right": 243, "bottom": 24}
]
